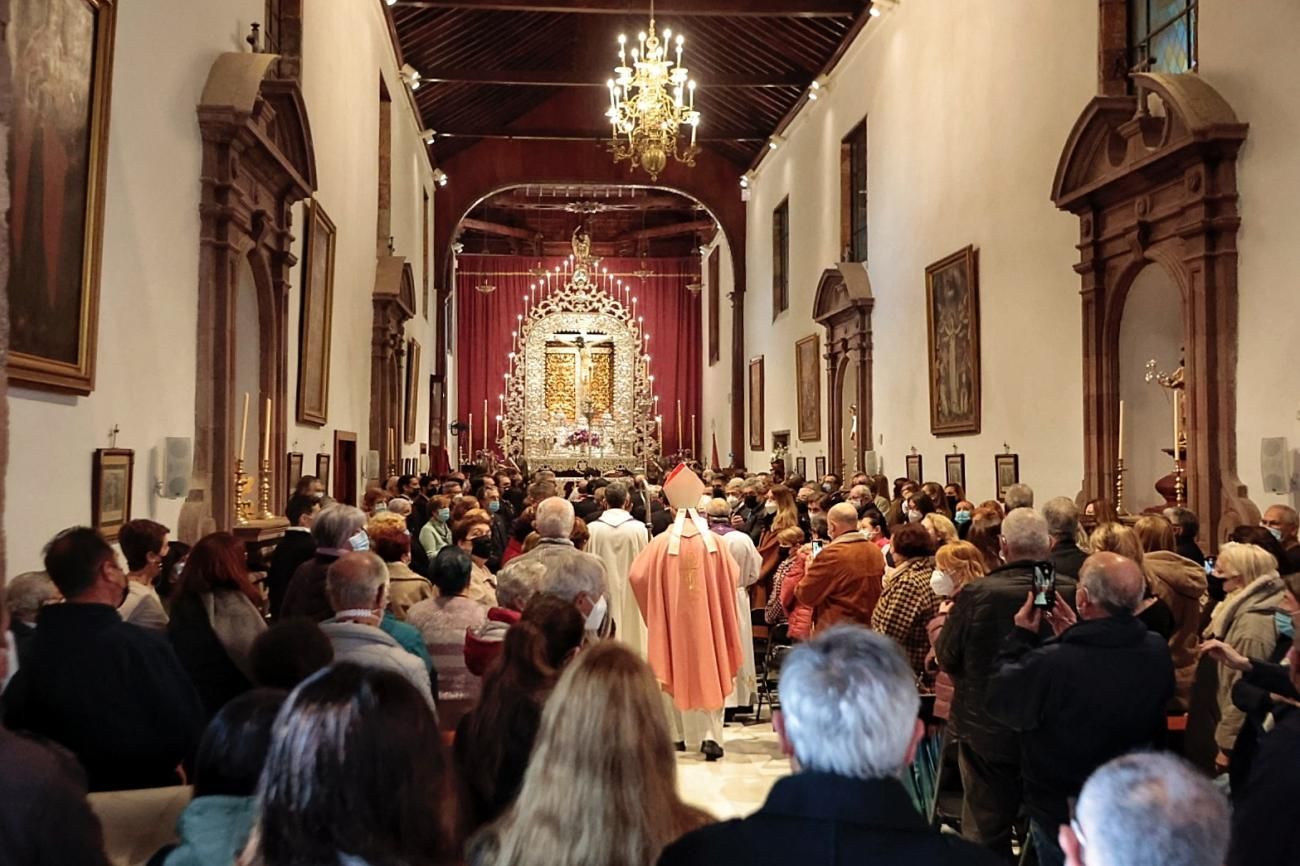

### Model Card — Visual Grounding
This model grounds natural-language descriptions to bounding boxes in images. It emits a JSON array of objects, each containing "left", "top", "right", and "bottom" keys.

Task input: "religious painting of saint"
[
  {"left": 996, "top": 453, "right": 1020, "bottom": 499},
  {"left": 795, "top": 335, "right": 821, "bottom": 442},
  {"left": 297, "top": 199, "right": 336, "bottom": 425},
  {"left": 925, "top": 246, "right": 981, "bottom": 435},
  {"left": 7, "top": 0, "right": 117, "bottom": 394},
  {"left": 906, "top": 453, "right": 924, "bottom": 485},
  {"left": 404, "top": 340, "right": 421, "bottom": 444},
  {"left": 946, "top": 453, "right": 967, "bottom": 490},
  {"left": 749, "top": 357, "right": 765, "bottom": 451},
  {"left": 92, "top": 448, "right": 133, "bottom": 542}
]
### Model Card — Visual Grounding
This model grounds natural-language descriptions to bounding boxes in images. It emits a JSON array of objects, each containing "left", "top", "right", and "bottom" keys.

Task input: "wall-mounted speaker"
[
  {"left": 1261, "top": 436, "right": 1290, "bottom": 494},
  {"left": 161, "top": 437, "right": 193, "bottom": 499}
]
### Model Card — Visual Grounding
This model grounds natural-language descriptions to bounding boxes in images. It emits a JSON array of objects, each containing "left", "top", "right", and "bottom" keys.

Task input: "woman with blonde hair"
[
  {"left": 1133, "top": 514, "right": 1206, "bottom": 708},
  {"left": 922, "top": 512, "right": 959, "bottom": 546},
  {"left": 469, "top": 642, "right": 711, "bottom": 866},
  {"left": 1089, "top": 522, "right": 1175, "bottom": 638},
  {"left": 1195, "top": 542, "right": 1288, "bottom": 776},
  {"left": 755, "top": 486, "right": 801, "bottom": 608},
  {"left": 926, "top": 541, "right": 987, "bottom": 720}
]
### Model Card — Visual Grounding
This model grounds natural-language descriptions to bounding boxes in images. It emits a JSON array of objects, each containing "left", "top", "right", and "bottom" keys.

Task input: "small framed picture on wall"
[
  {"left": 995, "top": 453, "right": 1020, "bottom": 498},
  {"left": 906, "top": 453, "right": 924, "bottom": 484},
  {"left": 92, "top": 449, "right": 134, "bottom": 542},
  {"left": 316, "top": 454, "right": 332, "bottom": 495},
  {"left": 945, "top": 453, "right": 966, "bottom": 491},
  {"left": 287, "top": 452, "right": 304, "bottom": 493},
  {"left": 815, "top": 456, "right": 827, "bottom": 479},
  {"left": 796, "top": 456, "right": 807, "bottom": 480}
]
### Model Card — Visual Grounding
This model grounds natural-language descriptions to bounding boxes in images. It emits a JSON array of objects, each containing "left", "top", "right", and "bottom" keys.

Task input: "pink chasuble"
[{"left": 629, "top": 520, "right": 743, "bottom": 712}]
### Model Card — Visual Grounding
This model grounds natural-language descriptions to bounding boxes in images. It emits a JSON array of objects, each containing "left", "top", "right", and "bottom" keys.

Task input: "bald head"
[
  {"left": 1079, "top": 551, "right": 1146, "bottom": 618},
  {"left": 534, "top": 496, "right": 576, "bottom": 539},
  {"left": 827, "top": 503, "right": 860, "bottom": 538},
  {"left": 326, "top": 551, "right": 389, "bottom": 613}
]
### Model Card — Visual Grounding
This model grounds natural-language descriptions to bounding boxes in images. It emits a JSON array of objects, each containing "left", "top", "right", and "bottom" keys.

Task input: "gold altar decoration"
[
  {"left": 605, "top": 2, "right": 701, "bottom": 180},
  {"left": 500, "top": 229, "right": 659, "bottom": 470}
]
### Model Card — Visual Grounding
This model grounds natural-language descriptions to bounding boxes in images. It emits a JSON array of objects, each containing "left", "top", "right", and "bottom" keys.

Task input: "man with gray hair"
[
  {"left": 1044, "top": 496, "right": 1086, "bottom": 578},
  {"left": 659, "top": 626, "right": 1000, "bottom": 865},
  {"left": 321, "top": 551, "right": 435, "bottom": 710},
  {"left": 5, "top": 572, "right": 60, "bottom": 673},
  {"left": 936, "top": 507, "right": 1077, "bottom": 859},
  {"left": 986, "top": 552, "right": 1173, "bottom": 866},
  {"left": 1061, "top": 753, "right": 1229, "bottom": 866},
  {"left": 1004, "top": 482, "right": 1034, "bottom": 513},
  {"left": 496, "top": 494, "right": 611, "bottom": 636}
]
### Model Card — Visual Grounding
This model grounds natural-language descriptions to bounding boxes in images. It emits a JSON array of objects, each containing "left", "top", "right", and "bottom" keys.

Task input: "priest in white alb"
[
  {"left": 703, "top": 497, "right": 760, "bottom": 712},
  {"left": 629, "top": 465, "right": 743, "bottom": 761},
  {"left": 585, "top": 480, "right": 650, "bottom": 657}
]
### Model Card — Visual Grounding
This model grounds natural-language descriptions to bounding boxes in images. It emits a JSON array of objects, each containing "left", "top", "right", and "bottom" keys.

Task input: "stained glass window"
[{"left": 1128, "top": 0, "right": 1197, "bottom": 74}]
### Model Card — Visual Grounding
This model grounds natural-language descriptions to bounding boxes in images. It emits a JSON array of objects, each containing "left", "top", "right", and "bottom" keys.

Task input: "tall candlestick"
[
  {"left": 388, "top": 427, "right": 396, "bottom": 466},
  {"left": 1172, "top": 391, "right": 1181, "bottom": 457},
  {"left": 483, "top": 399, "right": 489, "bottom": 452},
  {"left": 676, "top": 400, "right": 683, "bottom": 452},
  {"left": 262, "top": 397, "right": 272, "bottom": 461},
  {"left": 692, "top": 414, "right": 697, "bottom": 455},
  {"left": 469, "top": 413, "right": 474, "bottom": 456},
  {"left": 1117, "top": 399, "right": 1125, "bottom": 462},
  {"left": 238, "top": 392, "right": 250, "bottom": 463}
]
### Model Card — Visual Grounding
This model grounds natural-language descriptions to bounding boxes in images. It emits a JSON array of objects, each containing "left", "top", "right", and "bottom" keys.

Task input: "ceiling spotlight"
[
  {"left": 421, "top": 128, "right": 437, "bottom": 144},
  {"left": 739, "top": 175, "right": 750, "bottom": 189},
  {"left": 432, "top": 168, "right": 448, "bottom": 187},
  {"left": 869, "top": 4, "right": 880, "bottom": 16},
  {"left": 399, "top": 64, "right": 422, "bottom": 91},
  {"left": 386, "top": 0, "right": 397, "bottom": 5},
  {"left": 768, "top": 134, "right": 785, "bottom": 151},
  {"left": 808, "top": 74, "right": 830, "bottom": 101}
]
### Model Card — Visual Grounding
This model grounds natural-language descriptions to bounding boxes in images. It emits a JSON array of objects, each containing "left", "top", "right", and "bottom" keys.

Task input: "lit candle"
[
  {"left": 262, "top": 397, "right": 272, "bottom": 462},
  {"left": 496, "top": 415, "right": 502, "bottom": 440},
  {"left": 388, "top": 427, "right": 395, "bottom": 464},
  {"left": 676, "top": 35, "right": 683, "bottom": 68},
  {"left": 688, "top": 79, "right": 696, "bottom": 110},
  {"left": 1173, "top": 391, "right": 1181, "bottom": 457},
  {"left": 657, "top": 415, "right": 663, "bottom": 445},
  {"left": 1117, "top": 400, "right": 1125, "bottom": 462},
  {"left": 238, "top": 392, "right": 250, "bottom": 463}
]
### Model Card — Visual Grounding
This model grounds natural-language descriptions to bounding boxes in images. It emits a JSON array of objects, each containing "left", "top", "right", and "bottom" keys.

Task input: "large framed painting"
[
  {"left": 795, "top": 334, "right": 821, "bottom": 442},
  {"left": 749, "top": 356, "right": 765, "bottom": 451},
  {"left": 92, "top": 448, "right": 133, "bottom": 541},
  {"left": 404, "top": 339, "right": 421, "bottom": 444},
  {"left": 297, "top": 198, "right": 336, "bottom": 425},
  {"left": 925, "top": 245, "right": 981, "bottom": 435},
  {"left": 7, "top": 0, "right": 118, "bottom": 394}
]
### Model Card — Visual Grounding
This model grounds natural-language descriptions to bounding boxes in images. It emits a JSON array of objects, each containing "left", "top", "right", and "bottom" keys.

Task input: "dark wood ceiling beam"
[
  {"left": 460, "top": 217, "right": 541, "bottom": 242},
  {"left": 432, "top": 129, "right": 765, "bottom": 142},
  {"left": 419, "top": 67, "right": 811, "bottom": 88},
  {"left": 619, "top": 219, "right": 717, "bottom": 242},
  {"left": 392, "top": 0, "right": 861, "bottom": 17},
  {"left": 487, "top": 192, "right": 700, "bottom": 210}
]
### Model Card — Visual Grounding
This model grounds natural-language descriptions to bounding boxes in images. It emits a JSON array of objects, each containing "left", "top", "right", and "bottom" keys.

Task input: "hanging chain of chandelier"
[{"left": 605, "top": 13, "right": 701, "bottom": 181}]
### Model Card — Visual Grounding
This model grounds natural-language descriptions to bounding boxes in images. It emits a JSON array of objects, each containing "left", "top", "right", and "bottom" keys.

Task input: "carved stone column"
[
  {"left": 813, "top": 264, "right": 874, "bottom": 480},
  {"left": 371, "top": 258, "right": 416, "bottom": 477}
]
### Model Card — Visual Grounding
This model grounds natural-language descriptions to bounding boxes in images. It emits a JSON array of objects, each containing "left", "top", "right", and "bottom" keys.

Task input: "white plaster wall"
[
  {"left": 700, "top": 233, "right": 735, "bottom": 467},
  {"left": 1200, "top": 0, "right": 1300, "bottom": 507},
  {"left": 739, "top": 0, "right": 1092, "bottom": 501},
  {"left": 5, "top": 0, "right": 437, "bottom": 572}
]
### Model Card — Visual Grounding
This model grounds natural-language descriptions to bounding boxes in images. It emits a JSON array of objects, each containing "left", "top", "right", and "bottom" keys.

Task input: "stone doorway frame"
[{"left": 813, "top": 263, "right": 874, "bottom": 482}]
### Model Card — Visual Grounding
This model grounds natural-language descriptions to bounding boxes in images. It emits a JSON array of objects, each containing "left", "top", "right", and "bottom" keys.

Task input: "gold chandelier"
[{"left": 606, "top": 7, "right": 701, "bottom": 181}]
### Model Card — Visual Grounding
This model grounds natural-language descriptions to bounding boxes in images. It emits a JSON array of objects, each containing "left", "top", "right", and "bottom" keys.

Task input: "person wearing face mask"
[
  {"left": 870, "top": 524, "right": 941, "bottom": 687},
  {"left": 755, "top": 486, "right": 803, "bottom": 613},
  {"left": 730, "top": 482, "right": 768, "bottom": 546},
  {"left": 926, "top": 541, "right": 988, "bottom": 722},
  {"left": 417, "top": 494, "right": 455, "bottom": 567},
  {"left": 481, "top": 486, "right": 510, "bottom": 571},
  {"left": 3, "top": 527, "right": 205, "bottom": 791},
  {"left": 905, "top": 492, "right": 937, "bottom": 526},
  {"left": 845, "top": 484, "right": 873, "bottom": 519},
  {"left": 1261, "top": 505, "right": 1300, "bottom": 574},
  {"left": 116, "top": 519, "right": 173, "bottom": 630},
  {"left": 952, "top": 500, "right": 975, "bottom": 539},
  {"left": 280, "top": 505, "right": 370, "bottom": 622},
  {"left": 454, "top": 511, "right": 500, "bottom": 607}
]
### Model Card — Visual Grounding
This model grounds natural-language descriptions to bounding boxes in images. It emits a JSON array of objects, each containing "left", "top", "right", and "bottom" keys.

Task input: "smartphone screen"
[
  {"left": 1033, "top": 562, "right": 1056, "bottom": 609},
  {"left": 810, "top": 540, "right": 824, "bottom": 558},
  {"left": 1204, "top": 556, "right": 1216, "bottom": 577}
]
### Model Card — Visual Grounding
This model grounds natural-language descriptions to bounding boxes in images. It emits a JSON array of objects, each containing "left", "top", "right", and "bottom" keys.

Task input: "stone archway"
[
  {"left": 181, "top": 53, "right": 316, "bottom": 539},
  {"left": 813, "top": 263, "right": 874, "bottom": 481},
  {"left": 1052, "top": 72, "right": 1252, "bottom": 544}
]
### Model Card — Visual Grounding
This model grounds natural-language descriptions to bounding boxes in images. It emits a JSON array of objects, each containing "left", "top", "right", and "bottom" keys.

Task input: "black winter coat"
[
  {"left": 658, "top": 773, "right": 1002, "bottom": 866},
  {"left": 986, "top": 616, "right": 1174, "bottom": 825},
  {"left": 934, "top": 560, "right": 1077, "bottom": 761},
  {"left": 265, "top": 528, "right": 316, "bottom": 619},
  {"left": 1229, "top": 708, "right": 1300, "bottom": 866}
]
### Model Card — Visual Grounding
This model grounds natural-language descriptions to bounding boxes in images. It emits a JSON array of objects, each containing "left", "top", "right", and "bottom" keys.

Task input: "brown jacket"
[
  {"left": 1142, "top": 549, "right": 1207, "bottom": 709},
  {"left": 794, "top": 532, "right": 885, "bottom": 633}
]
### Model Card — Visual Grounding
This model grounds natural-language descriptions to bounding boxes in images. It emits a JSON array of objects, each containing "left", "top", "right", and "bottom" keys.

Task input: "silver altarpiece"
[{"left": 500, "top": 232, "right": 660, "bottom": 471}]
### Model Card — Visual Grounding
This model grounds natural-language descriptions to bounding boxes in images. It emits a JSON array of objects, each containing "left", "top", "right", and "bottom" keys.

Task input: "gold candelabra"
[
  {"left": 257, "top": 457, "right": 275, "bottom": 521},
  {"left": 234, "top": 459, "right": 255, "bottom": 525},
  {"left": 1114, "top": 458, "right": 1127, "bottom": 515}
]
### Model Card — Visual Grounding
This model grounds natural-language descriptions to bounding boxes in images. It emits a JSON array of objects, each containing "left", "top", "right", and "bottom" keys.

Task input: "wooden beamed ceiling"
[{"left": 388, "top": 1, "right": 871, "bottom": 166}]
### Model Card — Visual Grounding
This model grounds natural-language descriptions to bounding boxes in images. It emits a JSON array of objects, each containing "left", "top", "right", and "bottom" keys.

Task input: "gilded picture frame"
[
  {"left": 749, "top": 356, "right": 765, "bottom": 451},
  {"left": 404, "top": 339, "right": 421, "bottom": 444},
  {"left": 795, "top": 334, "right": 821, "bottom": 442},
  {"left": 7, "top": 0, "right": 118, "bottom": 394},
  {"left": 297, "top": 198, "right": 336, "bottom": 425},
  {"left": 925, "top": 245, "right": 981, "bottom": 435},
  {"left": 92, "top": 447, "right": 133, "bottom": 542}
]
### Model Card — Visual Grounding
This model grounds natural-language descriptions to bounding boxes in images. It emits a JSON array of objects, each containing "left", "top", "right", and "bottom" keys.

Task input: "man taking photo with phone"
[{"left": 986, "top": 552, "right": 1175, "bottom": 866}]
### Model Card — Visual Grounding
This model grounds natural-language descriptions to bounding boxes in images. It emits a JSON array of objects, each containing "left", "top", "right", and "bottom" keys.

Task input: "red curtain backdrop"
[{"left": 456, "top": 255, "right": 702, "bottom": 464}]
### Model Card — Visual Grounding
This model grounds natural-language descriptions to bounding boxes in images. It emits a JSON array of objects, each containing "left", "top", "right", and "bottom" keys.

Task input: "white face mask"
[
  {"left": 348, "top": 530, "right": 370, "bottom": 552},
  {"left": 726, "top": 495, "right": 740, "bottom": 508},
  {"left": 930, "top": 569, "right": 955, "bottom": 597},
  {"left": 586, "top": 594, "right": 609, "bottom": 632},
  {"left": 764, "top": 501, "right": 778, "bottom": 515},
  {"left": 907, "top": 510, "right": 923, "bottom": 524}
]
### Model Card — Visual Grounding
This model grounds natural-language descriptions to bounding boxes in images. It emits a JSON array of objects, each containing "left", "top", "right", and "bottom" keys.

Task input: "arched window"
[{"left": 1128, "top": 0, "right": 1197, "bottom": 74}]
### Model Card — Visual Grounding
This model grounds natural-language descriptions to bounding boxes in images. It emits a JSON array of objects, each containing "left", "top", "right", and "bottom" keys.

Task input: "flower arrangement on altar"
[
  {"left": 771, "top": 444, "right": 789, "bottom": 463},
  {"left": 565, "top": 429, "right": 603, "bottom": 448}
]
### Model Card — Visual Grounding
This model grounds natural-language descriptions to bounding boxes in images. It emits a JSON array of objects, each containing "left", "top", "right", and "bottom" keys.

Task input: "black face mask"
[
  {"left": 471, "top": 536, "right": 493, "bottom": 559},
  {"left": 1207, "top": 574, "right": 1227, "bottom": 602},
  {"left": 745, "top": 495, "right": 759, "bottom": 509},
  {"left": 946, "top": 496, "right": 959, "bottom": 513},
  {"left": 797, "top": 501, "right": 809, "bottom": 515}
]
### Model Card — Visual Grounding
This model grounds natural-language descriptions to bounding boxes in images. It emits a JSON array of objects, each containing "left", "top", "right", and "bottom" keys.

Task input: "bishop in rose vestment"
[{"left": 629, "top": 466, "right": 743, "bottom": 759}]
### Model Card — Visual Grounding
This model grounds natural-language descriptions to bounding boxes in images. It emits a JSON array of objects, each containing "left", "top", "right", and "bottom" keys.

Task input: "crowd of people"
[{"left": 0, "top": 463, "right": 1297, "bottom": 865}]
